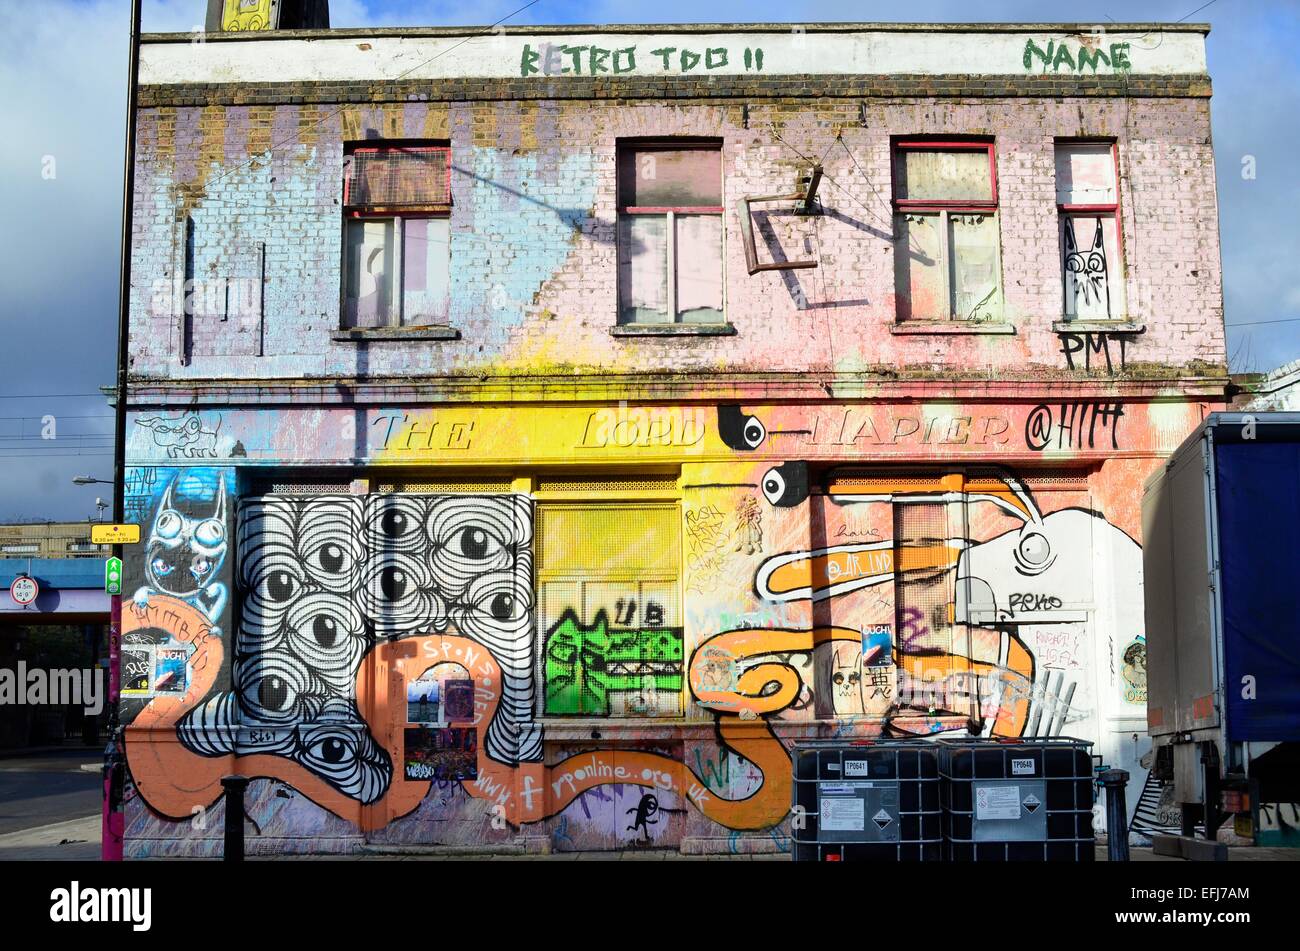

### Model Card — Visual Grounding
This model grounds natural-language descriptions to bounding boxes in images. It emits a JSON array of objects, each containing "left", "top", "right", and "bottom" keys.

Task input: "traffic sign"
[
  {"left": 105, "top": 557, "right": 123, "bottom": 596},
  {"left": 10, "top": 576, "right": 39, "bottom": 606},
  {"left": 92, "top": 524, "right": 141, "bottom": 545}
]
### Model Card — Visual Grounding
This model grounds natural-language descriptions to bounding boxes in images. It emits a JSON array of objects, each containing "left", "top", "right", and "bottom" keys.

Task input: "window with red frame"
[
  {"left": 617, "top": 143, "right": 724, "bottom": 325},
  {"left": 342, "top": 143, "right": 451, "bottom": 329},
  {"left": 1055, "top": 141, "right": 1125, "bottom": 320},
  {"left": 892, "top": 141, "right": 1003, "bottom": 322}
]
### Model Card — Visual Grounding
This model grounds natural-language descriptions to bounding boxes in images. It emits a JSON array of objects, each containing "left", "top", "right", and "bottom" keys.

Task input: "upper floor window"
[
  {"left": 892, "top": 140, "right": 1003, "bottom": 322},
  {"left": 1055, "top": 141, "right": 1125, "bottom": 320},
  {"left": 342, "top": 143, "right": 451, "bottom": 329},
  {"left": 617, "top": 142, "right": 724, "bottom": 326}
]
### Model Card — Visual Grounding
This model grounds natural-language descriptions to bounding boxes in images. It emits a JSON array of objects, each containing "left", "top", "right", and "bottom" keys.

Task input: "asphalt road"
[{"left": 0, "top": 749, "right": 102, "bottom": 835}]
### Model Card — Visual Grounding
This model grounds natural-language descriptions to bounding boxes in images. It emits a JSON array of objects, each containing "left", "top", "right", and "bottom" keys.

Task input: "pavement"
[
  {"left": 0, "top": 749, "right": 103, "bottom": 836},
  {"left": 1, "top": 817, "right": 1296, "bottom": 861}
]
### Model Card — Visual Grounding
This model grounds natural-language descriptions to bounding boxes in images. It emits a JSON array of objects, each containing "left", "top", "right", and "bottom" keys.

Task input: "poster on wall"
[
  {"left": 121, "top": 642, "right": 191, "bottom": 697},
  {"left": 862, "top": 624, "right": 893, "bottom": 666},
  {"left": 403, "top": 727, "right": 478, "bottom": 782},
  {"left": 443, "top": 679, "right": 475, "bottom": 721}
]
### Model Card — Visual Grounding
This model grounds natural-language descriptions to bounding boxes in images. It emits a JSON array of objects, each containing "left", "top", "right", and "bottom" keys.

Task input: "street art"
[
  {"left": 1022, "top": 39, "right": 1133, "bottom": 74},
  {"left": 1024, "top": 401, "right": 1125, "bottom": 451},
  {"left": 1122, "top": 636, "right": 1147, "bottom": 704},
  {"left": 1059, "top": 330, "right": 1135, "bottom": 373},
  {"left": 717, "top": 405, "right": 768, "bottom": 451},
  {"left": 132, "top": 471, "right": 229, "bottom": 624},
  {"left": 135, "top": 413, "right": 221, "bottom": 459},
  {"left": 122, "top": 461, "right": 1145, "bottom": 851},
  {"left": 685, "top": 497, "right": 763, "bottom": 593},
  {"left": 542, "top": 610, "right": 684, "bottom": 716},
  {"left": 519, "top": 43, "right": 765, "bottom": 77},
  {"left": 1063, "top": 217, "right": 1111, "bottom": 315}
]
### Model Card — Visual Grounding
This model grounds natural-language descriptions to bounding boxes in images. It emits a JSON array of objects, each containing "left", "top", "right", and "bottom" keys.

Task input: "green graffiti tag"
[
  {"left": 520, "top": 43, "right": 764, "bottom": 77},
  {"left": 543, "top": 609, "right": 684, "bottom": 715},
  {"left": 1022, "top": 39, "right": 1132, "bottom": 74}
]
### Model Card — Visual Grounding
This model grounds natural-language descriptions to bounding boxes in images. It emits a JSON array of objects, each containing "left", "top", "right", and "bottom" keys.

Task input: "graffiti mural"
[
  {"left": 543, "top": 610, "right": 684, "bottom": 716},
  {"left": 121, "top": 457, "right": 1149, "bottom": 852}
]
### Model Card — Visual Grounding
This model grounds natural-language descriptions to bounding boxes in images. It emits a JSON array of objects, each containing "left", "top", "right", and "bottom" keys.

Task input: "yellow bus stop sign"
[{"left": 92, "top": 524, "right": 141, "bottom": 545}]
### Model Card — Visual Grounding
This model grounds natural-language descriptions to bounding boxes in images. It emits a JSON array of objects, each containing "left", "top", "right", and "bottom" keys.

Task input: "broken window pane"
[
  {"left": 675, "top": 214, "right": 724, "bottom": 323},
  {"left": 895, "top": 149, "right": 993, "bottom": 203},
  {"left": 343, "top": 218, "right": 396, "bottom": 328},
  {"left": 347, "top": 147, "right": 451, "bottom": 209},
  {"left": 949, "top": 213, "right": 1003, "bottom": 321},
  {"left": 894, "top": 213, "right": 946, "bottom": 320},
  {"left": 1062, "top": 215, "right": 1123, "bottom": 319},
  {"left": 619, "top": 148, "right": 722, "bottom": 207},
  {"left": 618, "top": 215, "right": 669, "bottom": 324},
  {"left": 1055, "top": 143, "right": 1116, "bottom": 205},
  {"left": 401, "top": 217, "right": 451, "bottom": 324}
]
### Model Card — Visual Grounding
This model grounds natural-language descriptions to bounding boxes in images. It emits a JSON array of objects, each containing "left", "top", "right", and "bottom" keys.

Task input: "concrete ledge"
[
  {"left": 1051, "top": 321, "right": 1146, "bottom": 334},
  {"left": 331, "top": 326, "right": 461, "bottom": 342},
  {"left": 891, "top": 322, "right": 1016, "bottom": 335},
  {"left": 610, "top": 323, "right": 737, "bottom": 338}
]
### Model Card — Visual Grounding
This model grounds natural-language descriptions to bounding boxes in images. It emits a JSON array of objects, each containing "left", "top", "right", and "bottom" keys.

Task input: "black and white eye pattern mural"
[{"left": 175, "top": 494, "right": 536, "bottom": 807}]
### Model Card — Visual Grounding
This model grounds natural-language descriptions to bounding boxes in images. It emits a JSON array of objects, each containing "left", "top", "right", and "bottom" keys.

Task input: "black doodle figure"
[{"left": 627, "top": 793, "right": 660, "bottom": 844}]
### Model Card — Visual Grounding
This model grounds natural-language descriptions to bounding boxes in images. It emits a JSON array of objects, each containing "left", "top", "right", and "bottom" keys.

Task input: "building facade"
[{"left": 121, "top": 22, "right": 1226, "bottom": 855}]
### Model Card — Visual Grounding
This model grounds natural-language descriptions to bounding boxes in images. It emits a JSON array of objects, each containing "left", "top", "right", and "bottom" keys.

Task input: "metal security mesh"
[
  {"left": 536, "top": 475, "right": 679, "bottom": 493},
  {"left": 537, "top": 504, "right": 679, "bottom": 577},
  {"left": 252, "top": 480, "right": 355, "bottom": 495},
  {"left": 347, "top": 146, "right": 451, "bottom": 209},
  {"left": 376, "top": 479, "right": 513, "bottom": 494}
]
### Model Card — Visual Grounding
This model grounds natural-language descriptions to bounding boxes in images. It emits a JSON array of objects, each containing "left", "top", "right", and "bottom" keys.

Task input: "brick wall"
[{"left": 128, "top": 90, "right": 1225, "bottom": 385}]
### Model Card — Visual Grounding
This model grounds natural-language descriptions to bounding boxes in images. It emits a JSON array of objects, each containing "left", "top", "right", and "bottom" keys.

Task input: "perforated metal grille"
[
  {"left": 536, "top": 475, "right": 678, "bottom": 494},
  {"left": 376, "top": 479, "right": 513, "bottom": 494},
  {"left": 251, "top": 480, "right": 355, "bottom": 495},
  {"left": 537, "top": 503, "right": 679, "bottom": 578}
]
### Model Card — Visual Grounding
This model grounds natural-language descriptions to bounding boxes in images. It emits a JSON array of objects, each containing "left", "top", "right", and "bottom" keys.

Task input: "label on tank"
[
  {"left": 1011, "top": 758, "right": 1036, "bottom": 776},
  {"left": 820, "top": 796, "right": 866, "bottom": 831},
  {"left": 844, "top": 760, "right": 869, "bottom": 777},
  {"left": 975, "top": 784, "right": 1022, "bottom": 821}
]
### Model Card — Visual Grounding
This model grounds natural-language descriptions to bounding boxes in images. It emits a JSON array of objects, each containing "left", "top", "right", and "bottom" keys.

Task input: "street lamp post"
[{"left": 104, "top": 0, "right": 142, "bottom": 864}]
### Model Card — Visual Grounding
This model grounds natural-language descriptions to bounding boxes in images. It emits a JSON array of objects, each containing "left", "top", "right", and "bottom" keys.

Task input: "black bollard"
[
  {"left": 221, "top": 775, "right": 249, "bottom": 862},
  {"left": 1099, "top": 769, "right": 1131, "bottom": 862}
]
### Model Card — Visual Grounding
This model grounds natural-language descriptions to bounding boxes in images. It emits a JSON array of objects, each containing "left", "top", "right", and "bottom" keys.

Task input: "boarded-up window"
[
  {"left": 617, "top": 144, "right": 724, "bottom": 325},
  {"left": 342, "top": 144, "right": 451, "bottom": 329},
  {"left": 1056, "top": 142, "right": 1124, "bottom": 320},
  {"left": 537, "top": 503, "right": 683, "bottom": 718},
  {"left": 892, "top": 142, "right": 1002, "bottom": 322}
]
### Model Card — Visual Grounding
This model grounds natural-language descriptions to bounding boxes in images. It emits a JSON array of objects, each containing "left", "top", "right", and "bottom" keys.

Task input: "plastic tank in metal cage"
[
  {"left": 938, "top": 736, "right": 1095, "bottom": 861},
  {"left": 791, "top": 741, "right": 942, "bottom": 861}
]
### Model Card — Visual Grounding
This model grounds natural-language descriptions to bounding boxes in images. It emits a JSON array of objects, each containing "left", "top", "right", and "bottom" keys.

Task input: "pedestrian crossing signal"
[{"left": 105, "top": 557, "right": 123, "bottom": 595}]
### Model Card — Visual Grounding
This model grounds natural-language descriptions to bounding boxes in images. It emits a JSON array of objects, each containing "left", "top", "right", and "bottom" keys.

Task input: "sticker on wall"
[{"left": 403, "top": 727, "right": 478, "bottom": 782}]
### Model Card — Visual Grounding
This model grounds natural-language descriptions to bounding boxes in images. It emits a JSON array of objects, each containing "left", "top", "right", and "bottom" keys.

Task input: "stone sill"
[
  {"left": 331, "top": 325, "right": 460, "bottom": 342},
  {"left": 1051, "top": 320, "right": 1146, "bottom": 334},
  {"left": 891, "top": 322, "right": 1016, "bottom": 335},
  {"left": 610, "top": 323, "right": 737, "bottom": 338}
]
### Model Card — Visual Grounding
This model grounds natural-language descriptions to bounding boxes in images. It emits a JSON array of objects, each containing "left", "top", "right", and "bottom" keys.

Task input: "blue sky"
[{"left": 1, "top": 0, "right": 1297, "bottom": 521}]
